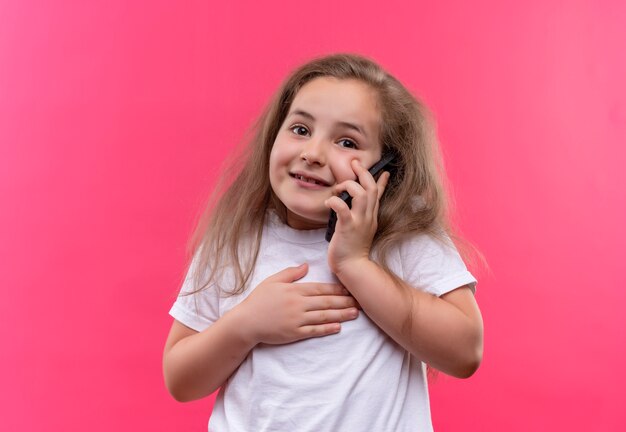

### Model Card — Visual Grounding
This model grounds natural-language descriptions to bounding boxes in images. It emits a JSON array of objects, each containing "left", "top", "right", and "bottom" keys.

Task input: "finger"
[
  {"left": 325, "top": 196, "right": 352, "bottom": 225},
  {"left": 353, "top": 159, "right": 380, "bottom": 209},
  {"left": 342, "top": 181, "right": 368, "bottom": 214},
  {"left": 376, "top": 171, "right": 390, "bottom": 201},
  {"left": 352, "top": 159, "right": 378, "bottom": 191},
  {"left": 303, "top": 294, "right": 359, "bottom": 311},
  {"left": 295, "top": 282, "right": 349, "bottom": 296},
  {"left": 328, "top": 180, "right": 366, "bottom": 215},
  {"left": 331, "top": 181, "right": 348, "bottom": 197},
  {"left": 301, "top": 307, "right": 359, "bottom": 325},
  {"left": 296, "top": 323, "right": 341, "bottom": 339},
  {"left": 266, "top": 263, "right": 309, "bottom": 283},
  {"left": 331, "top": 179, "right": 360, "bottom": 199},
  {"left": 352, "top": 160, "right": 381, "bottom": 215}
]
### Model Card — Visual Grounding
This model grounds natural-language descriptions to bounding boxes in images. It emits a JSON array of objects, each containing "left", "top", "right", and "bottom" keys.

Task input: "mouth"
[{"left": 289, "top": 172, "right": 331, "bottom": 187}]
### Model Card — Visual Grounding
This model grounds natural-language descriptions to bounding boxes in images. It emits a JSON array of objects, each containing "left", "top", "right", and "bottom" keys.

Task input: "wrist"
[
  {"left": 224, "top": 302, "right": 260, "bottom": 349},
  {"left": 333, "top": 256, "right": 375, "bottom": 284}
]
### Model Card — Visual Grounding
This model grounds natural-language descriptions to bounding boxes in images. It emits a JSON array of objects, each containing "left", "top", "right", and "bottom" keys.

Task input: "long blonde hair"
[{"left": 186, "top": 53, "right": 458, "bottom": 296}]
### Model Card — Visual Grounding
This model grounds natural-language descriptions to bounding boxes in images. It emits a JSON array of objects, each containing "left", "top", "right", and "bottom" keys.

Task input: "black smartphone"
[{"left": 325, "top": 153, "right": 396, "bottom": 242}]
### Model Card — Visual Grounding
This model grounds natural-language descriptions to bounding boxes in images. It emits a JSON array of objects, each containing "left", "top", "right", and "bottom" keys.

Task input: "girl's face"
[{"left": 269, "top": 77, "right": 383, "bottom": 229}]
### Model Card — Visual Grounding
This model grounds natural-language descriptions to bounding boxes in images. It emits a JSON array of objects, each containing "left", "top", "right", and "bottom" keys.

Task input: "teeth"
[{"left": 296, "top": 174, "right": 323, "bottom": 185}]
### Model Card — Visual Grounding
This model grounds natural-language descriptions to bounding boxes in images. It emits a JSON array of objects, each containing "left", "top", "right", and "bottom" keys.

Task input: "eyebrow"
[{"left": 289, "top": 109, "right": 368, "bottom": 138}]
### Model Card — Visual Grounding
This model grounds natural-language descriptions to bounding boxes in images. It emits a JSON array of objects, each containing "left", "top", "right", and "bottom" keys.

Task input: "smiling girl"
[{"left": 163, "top": 53, "right": 483, "bottom": 431}]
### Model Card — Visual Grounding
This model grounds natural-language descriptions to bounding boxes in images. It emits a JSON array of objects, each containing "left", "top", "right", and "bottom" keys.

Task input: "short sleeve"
[
  {"left": 168, "top": 251, "right": 221, "bottom": 332},
  {"left": 398, "top": 234, "right": 477, "bottom": 297}
]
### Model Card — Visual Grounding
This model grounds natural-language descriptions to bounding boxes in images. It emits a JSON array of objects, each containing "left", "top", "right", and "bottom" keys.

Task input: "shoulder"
[
  {"left": 389, "top": 231, "right": 477, "bottom": 297},
  {"left": 168, "top": 246, "right": 224, "bottom": 331},
  {"left": 397, "top": 231, "right": 460, "bottom": 262}
]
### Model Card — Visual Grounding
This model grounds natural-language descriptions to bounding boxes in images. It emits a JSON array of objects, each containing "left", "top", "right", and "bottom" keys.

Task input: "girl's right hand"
[{"left": 237, "top": 263, "right": 359, "bottom": 345}]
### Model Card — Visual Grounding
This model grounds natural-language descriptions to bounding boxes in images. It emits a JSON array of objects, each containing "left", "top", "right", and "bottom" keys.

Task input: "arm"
[
  {"left": 163, "top": 264, "right": 360, "bottom": 402},
  {"left": 334, "top": 260, "right": 483, "bottom": 378},
  {"left": 326, "top": 160, "right": 483, "bottom": 378},
  {"left": 163, "top": 308, "right": 256, "bottom": 402}
]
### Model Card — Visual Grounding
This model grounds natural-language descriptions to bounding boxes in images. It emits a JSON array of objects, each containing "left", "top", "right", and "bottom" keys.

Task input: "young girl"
[{"left": 163, "top": 53, "right": 483, "bottom": 431}]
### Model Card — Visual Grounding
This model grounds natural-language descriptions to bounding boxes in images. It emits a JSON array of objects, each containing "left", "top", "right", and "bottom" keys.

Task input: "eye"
[
  {"left": 290, "top": 125, "right": 310, "bottom": 136},
  {"left": 338, "top": 138, "right": 358, "bottom": 149}
]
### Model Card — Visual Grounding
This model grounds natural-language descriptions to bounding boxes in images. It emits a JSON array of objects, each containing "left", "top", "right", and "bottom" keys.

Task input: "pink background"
[{"left": 1, "top": 0, "right": 625, "bottom": 430}]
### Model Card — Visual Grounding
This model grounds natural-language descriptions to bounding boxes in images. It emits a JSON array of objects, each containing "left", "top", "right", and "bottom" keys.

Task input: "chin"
[{"left": 285, "top": 207, "right": 328, "bottom": 230}]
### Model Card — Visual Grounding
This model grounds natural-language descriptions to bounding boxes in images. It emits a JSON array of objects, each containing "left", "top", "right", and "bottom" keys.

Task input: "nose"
[{"left": 300, "top": 138, "right": 326, "bottom": 166}]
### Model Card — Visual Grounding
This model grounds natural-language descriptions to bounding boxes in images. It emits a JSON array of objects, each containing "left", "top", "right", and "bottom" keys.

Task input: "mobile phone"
[{"left": 325, "top": 153, "right": 396, "bottom": 242}]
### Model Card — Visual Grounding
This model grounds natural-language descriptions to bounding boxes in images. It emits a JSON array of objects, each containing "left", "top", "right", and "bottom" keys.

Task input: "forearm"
[
  {"left": 335, "top": 259, "right": 483, "bottom": 378},
  {"left": 163, "top": 307, "right": 256, "bottom": 402}
]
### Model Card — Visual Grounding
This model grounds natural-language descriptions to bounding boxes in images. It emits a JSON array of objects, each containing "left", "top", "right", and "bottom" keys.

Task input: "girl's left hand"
[{"left": 325, "top": 159, "right": 390, "bottom": 276}]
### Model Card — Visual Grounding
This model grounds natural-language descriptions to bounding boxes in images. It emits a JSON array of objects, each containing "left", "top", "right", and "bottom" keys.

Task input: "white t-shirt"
[{"left": 169, "top": 211, "right": 476, "bottom": 432}]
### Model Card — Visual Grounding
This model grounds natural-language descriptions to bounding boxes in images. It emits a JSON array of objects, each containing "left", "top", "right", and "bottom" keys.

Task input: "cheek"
[
  {"left": 331, "top": 152, "right": 382, "bottom": 183},
  {"left": 269, "top": 138, "right": 292, "bottom": 168},
  {"left": 268, "top": 141, "right": 293, "bottom": 187},
  {"left": 331, "top": 158, "right": 358, "bottom": 183},
  {"left": 268, "top": 153, "right": 280, "bottom": 187}
]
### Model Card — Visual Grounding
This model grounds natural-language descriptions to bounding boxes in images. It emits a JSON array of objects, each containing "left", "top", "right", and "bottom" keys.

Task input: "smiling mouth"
[{"left": 290, "top": 173, "right": 330, "bottom": 187}]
